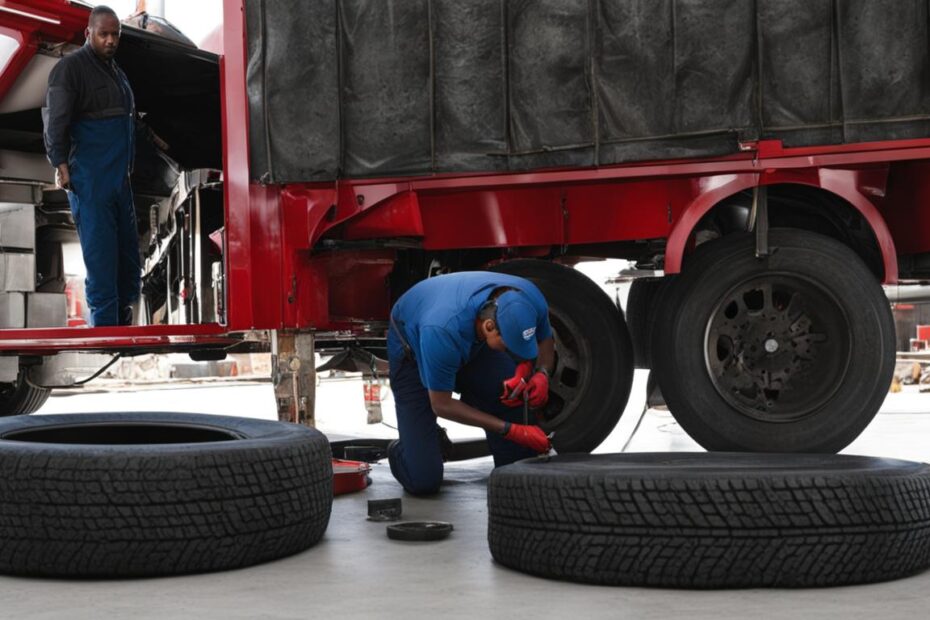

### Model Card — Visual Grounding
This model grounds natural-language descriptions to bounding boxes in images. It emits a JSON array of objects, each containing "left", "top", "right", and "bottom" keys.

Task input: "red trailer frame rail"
[{"left": 0, "top": 324, "right": 234, "bottom": 355}]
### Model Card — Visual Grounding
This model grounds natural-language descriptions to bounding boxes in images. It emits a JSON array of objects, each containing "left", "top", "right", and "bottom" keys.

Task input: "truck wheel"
[
  {"left": 0, "top": 412, "right": 333, "bottom": 577},
  {"left": 0, "top": 373, "right": 50, "bottom": 416},
  {"left": 490, "top": 260, "right": 634, "bottom": 453},
  {"left": 488, "top": 453, "right": 930, "bottom": 587},
  {"left": 652, "top": 229, "right": 894, "bottom": 452}
]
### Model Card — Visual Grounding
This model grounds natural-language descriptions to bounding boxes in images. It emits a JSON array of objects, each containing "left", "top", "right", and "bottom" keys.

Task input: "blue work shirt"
[{"left": 389, "top": 272, "right": 552, "bottom": 392}]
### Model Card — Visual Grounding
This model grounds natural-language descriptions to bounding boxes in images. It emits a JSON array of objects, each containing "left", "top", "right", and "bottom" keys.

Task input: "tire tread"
[
  {"left": 488, "top": 455, "right": 930, "bottom": 588},
  {"left": 0, "top": 413, "right": 333, "bottom": 577}
]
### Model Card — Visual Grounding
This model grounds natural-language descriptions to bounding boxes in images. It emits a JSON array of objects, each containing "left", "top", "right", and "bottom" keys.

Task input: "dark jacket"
[{"left": 42, "top": 44, "right": 136, "bottom": 168}]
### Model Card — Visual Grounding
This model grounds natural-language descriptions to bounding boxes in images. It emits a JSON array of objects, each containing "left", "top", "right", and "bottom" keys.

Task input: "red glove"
[
  {"left": 524, "top": 370, "right": 549, "bottom": 408},
  {"left": 501, "top": 361, "right": 533, "bottom": 407},
  {"left": 503, "top": 422, "right": 551, "bottom": 454}
]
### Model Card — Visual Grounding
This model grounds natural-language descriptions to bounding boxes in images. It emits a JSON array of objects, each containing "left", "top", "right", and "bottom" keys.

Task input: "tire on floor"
[
  {"left": 488, "top": 453, "right": 930, "bottom": 588},
  {"left": 0, "top": 412, "right": 333, "bottom": 578}
]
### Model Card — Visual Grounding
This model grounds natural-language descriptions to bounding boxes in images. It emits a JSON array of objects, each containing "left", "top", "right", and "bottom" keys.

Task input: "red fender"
[{"left": 664, "top": 171, "right": 898, "bottom": 283}]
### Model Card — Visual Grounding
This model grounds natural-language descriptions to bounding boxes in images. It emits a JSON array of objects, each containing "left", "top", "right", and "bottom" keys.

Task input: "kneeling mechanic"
[{"left": 387, "top": 271, "right": 554, "bottom": 495}]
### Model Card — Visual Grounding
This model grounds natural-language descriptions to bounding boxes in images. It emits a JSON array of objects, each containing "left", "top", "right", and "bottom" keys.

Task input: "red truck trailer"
[{"left": 0, "top": 0, "right": 923, "bottom": 454}]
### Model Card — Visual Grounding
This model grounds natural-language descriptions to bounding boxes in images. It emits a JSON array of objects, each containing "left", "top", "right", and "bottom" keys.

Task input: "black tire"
[
  {"left": 0, "top": 412, "right": 332, "bottom": 578},
  {"left": 488, "top": 453, "right": 930, "bottom": 588},
  {"left": 625, "top": 277, "right": 671, "bottom": 369},
  {"left": 652, "top": 229, "right": 895, "bottom": 453},
  {"left": 0, "top": 372, "right": 50, "bottom": 416},
  {"left": 490, "top": 260, "right": 634, "bottom": 453}
]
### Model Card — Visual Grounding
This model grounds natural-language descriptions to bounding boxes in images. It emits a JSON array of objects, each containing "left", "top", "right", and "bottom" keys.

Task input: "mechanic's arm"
[
  {"left": 428, "top": 390, "right": 550, "bottom": 453},
  {"left": 43, "top": 62, "right": 77, "bottom": 187},
  {"left": 428, "top": 390, "right": 507, "bottom": 434},
  {"left": 418, "top": 325, "right": 548, "bottom": 452}
]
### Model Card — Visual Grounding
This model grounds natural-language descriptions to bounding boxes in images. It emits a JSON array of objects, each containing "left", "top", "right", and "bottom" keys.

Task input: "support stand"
[{"left": 272, "top": 331, "right": 316, "bottom": 426}]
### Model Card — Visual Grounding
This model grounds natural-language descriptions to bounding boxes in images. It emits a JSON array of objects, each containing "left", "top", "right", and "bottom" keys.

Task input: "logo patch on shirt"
[{"left": 522, "top": 327, "right": 536, "bottom": 341}]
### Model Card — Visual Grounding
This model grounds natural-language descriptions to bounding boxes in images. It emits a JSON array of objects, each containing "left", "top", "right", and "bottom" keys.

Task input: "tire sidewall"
[{"left": 488, "top": 452, "right": 930, "bottom": 587}]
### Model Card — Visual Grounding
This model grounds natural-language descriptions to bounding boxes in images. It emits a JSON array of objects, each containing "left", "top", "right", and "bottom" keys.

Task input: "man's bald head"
[
  {"left": 88, "top": 6, "right": 118, "bottom": 28},
  {"left": 86, "top": 6, "right": 121, "bottom": 61}
]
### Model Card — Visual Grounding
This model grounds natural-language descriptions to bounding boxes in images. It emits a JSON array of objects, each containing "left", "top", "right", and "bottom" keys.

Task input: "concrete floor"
[{"left": 6, "top": 373, "right": 930, "bottom": 619}]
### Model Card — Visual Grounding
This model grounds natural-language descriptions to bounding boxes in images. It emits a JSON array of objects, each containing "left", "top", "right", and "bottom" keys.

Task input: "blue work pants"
[
  {"left": 67, "top": 116, "right": 142, "bottom": 326},
  {"left": 387, "top": 332, "right": 537, "bottom": 495}
]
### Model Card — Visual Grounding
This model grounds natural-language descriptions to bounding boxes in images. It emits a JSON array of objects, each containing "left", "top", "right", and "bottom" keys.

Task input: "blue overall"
[
  {"left": 67, "top": 105, "right": 141, "bottom": 327},
  {"left": 387, "top": 273, "right": 552, "bottom": 495}
]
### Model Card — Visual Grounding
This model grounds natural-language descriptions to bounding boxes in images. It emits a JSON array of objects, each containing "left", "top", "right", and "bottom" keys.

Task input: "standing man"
[
  {"left": 388, "top": 271, "right": 555, "bottom": 495},
  {"left": 43, "top": 5, "right": 141, "bottom": 327}
]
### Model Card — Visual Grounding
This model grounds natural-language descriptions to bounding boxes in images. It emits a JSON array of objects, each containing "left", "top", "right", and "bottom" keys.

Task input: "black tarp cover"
[{"left": 246, "top": 0, "right": 930, "bottom": 183}]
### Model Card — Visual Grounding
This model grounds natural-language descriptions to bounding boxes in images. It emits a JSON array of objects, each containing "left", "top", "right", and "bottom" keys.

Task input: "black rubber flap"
[
  {"left": 246, "top": 0, "right": 930, "bottom": 183},
  {"left": 386, "top": 521, "right": 454, "bottom": 542}
]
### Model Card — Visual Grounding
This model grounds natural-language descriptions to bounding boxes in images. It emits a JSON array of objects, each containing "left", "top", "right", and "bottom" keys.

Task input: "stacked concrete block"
[
  {"left": 27, "top": 293, "right": 67, "bottom": 328},
  {"left": 0, "top": 204, "right": 34, "bottom": 329},
  {"left": 0, "top": 203, "right": 35, "bottom": 251},
  {"left": 0, "top": 293, "right": 24, "bottom": 328},
  {"left": 0, "top": 253, "right": 35, "bottom": 292},
  {"left": 0, "top": 204, "right": 67, "bottom": 329}
]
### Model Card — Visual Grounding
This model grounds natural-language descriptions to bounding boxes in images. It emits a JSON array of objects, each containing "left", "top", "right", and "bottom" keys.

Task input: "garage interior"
[{"left": 1, "top": 0, "right": 930, "bottom": 615}]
